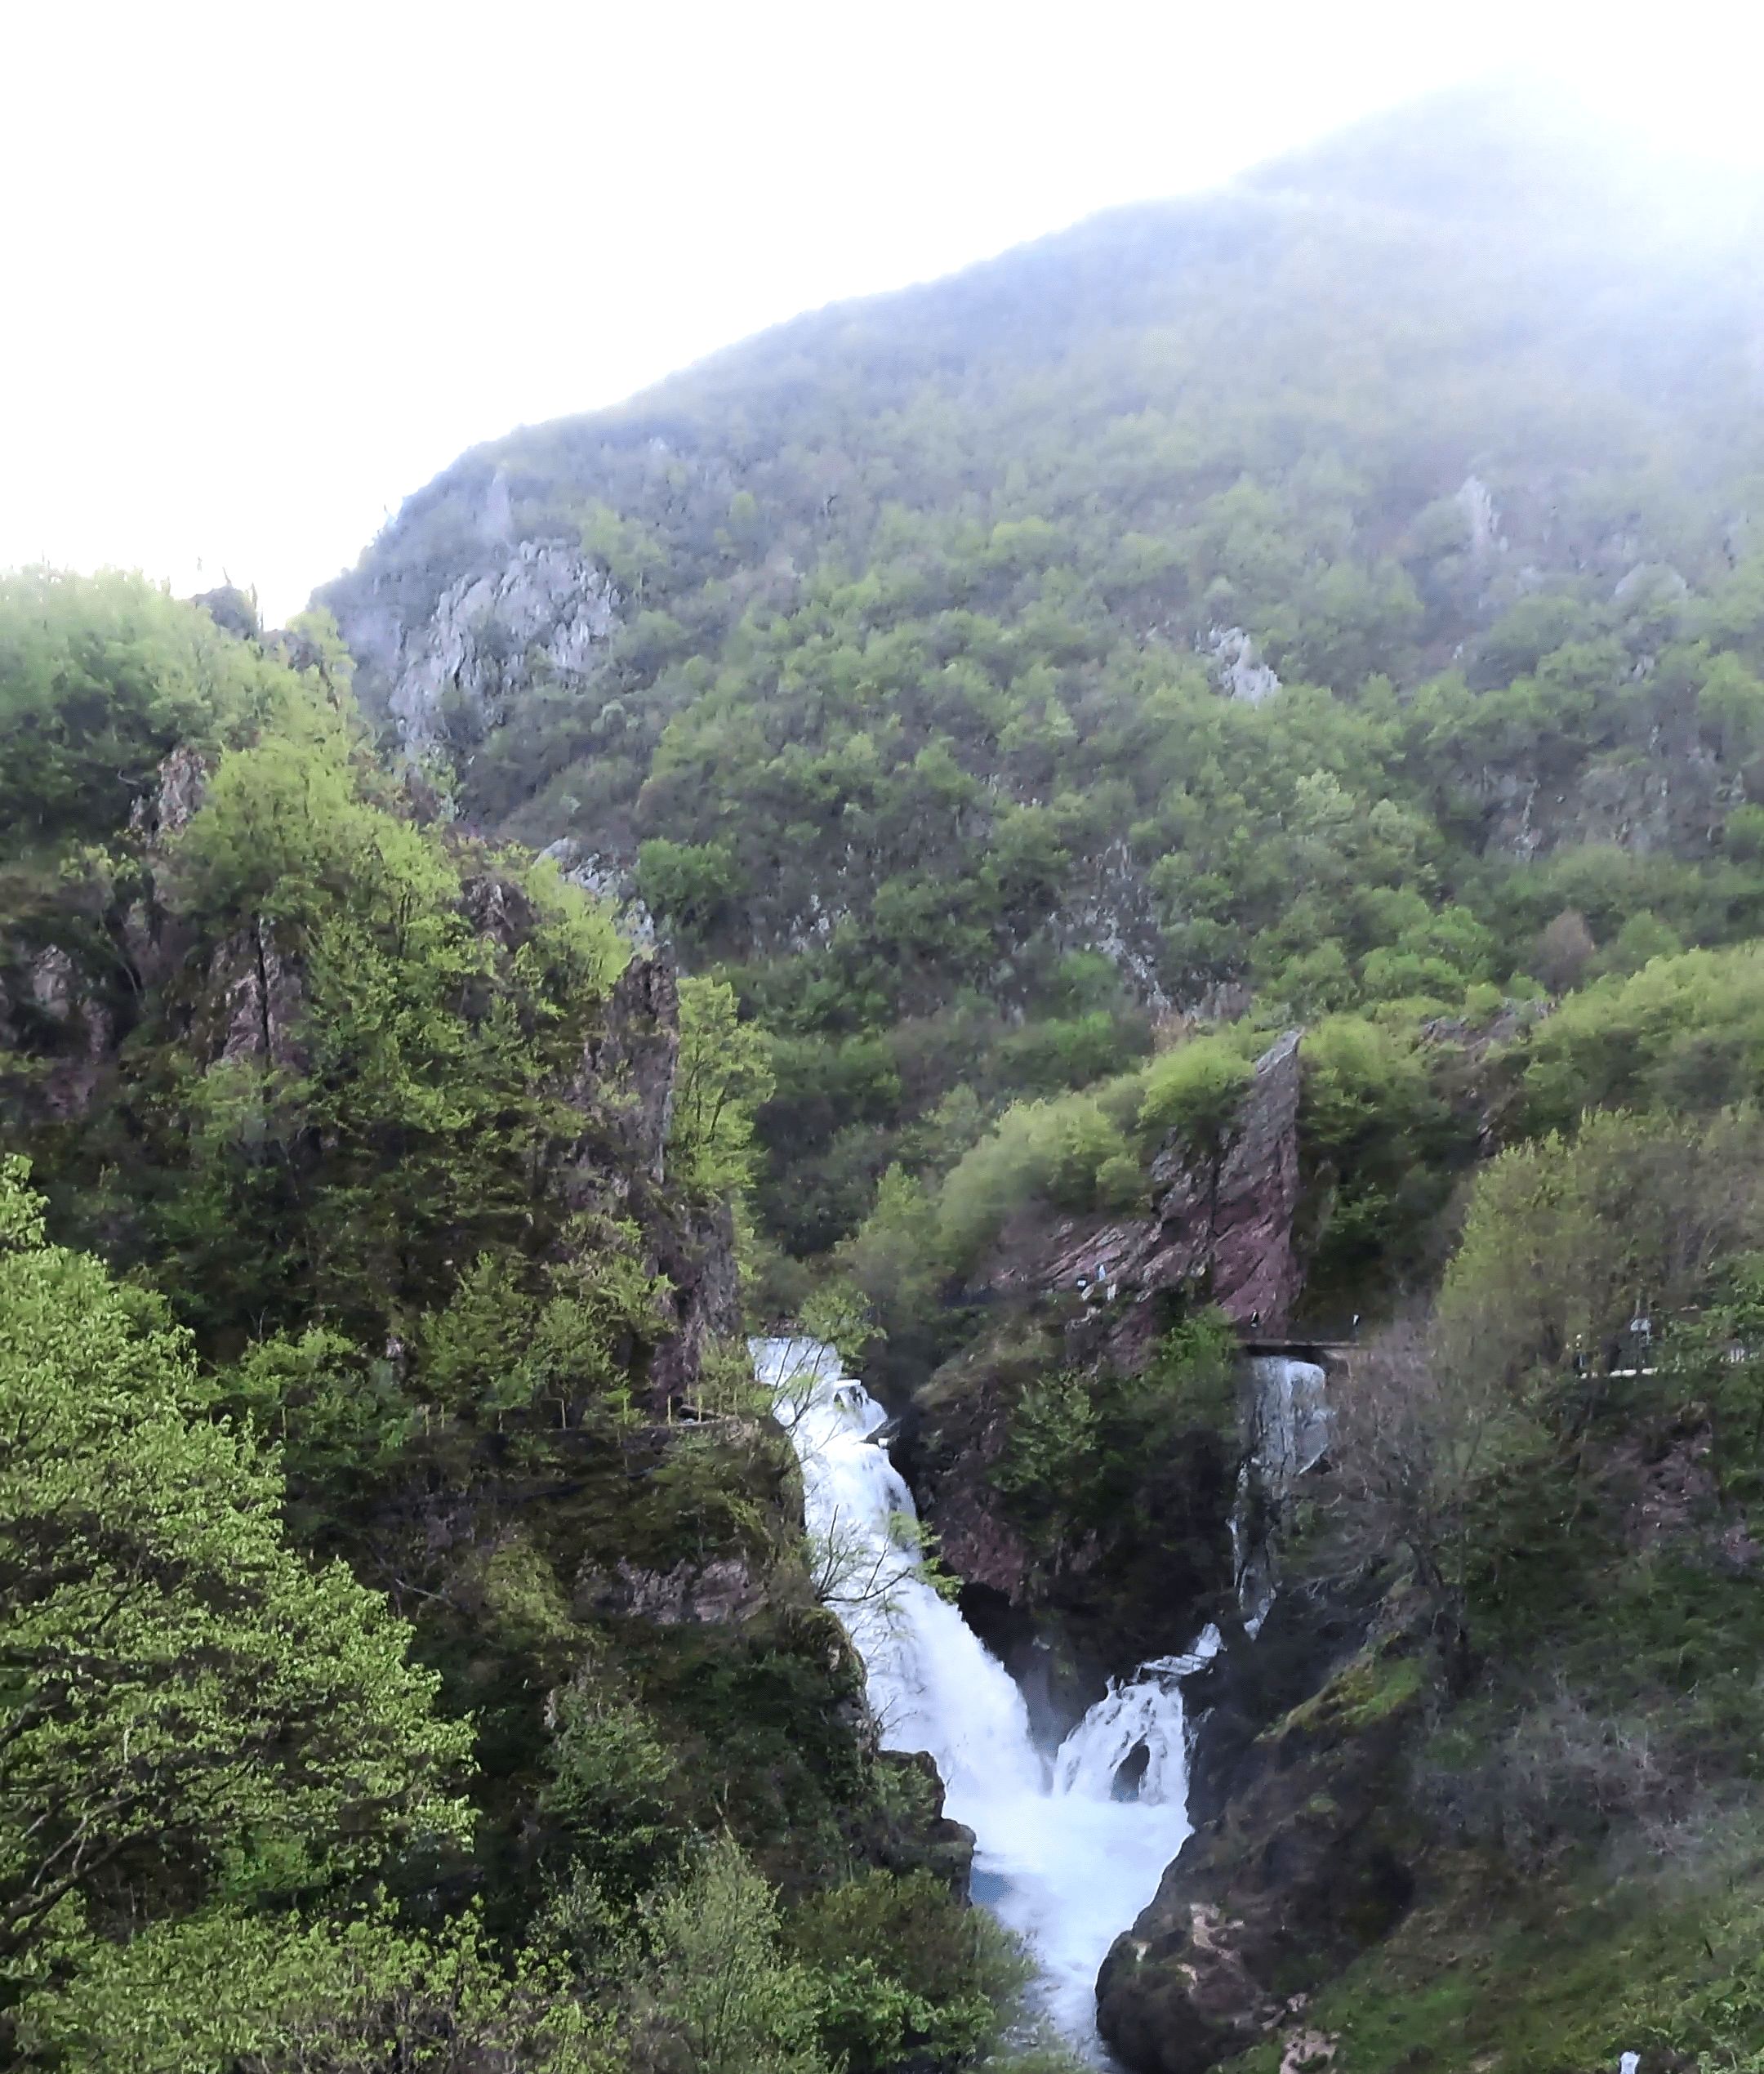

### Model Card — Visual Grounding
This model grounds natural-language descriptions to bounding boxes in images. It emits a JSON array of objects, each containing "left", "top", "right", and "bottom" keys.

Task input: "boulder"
[{"left": 1096, "top": 1631, "right": 1426, "bottom": 2074}]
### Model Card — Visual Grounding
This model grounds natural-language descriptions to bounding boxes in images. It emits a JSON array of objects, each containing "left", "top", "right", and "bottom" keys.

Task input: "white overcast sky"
[{"left": 4, "top": 0, "right": 1762, "bottom": 622}]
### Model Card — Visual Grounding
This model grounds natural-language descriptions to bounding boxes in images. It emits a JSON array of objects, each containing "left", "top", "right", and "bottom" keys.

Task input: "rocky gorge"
[
  {"left": 14, "top": 75, "right": 1764, "bottom": 2074},
  {"left": 879, "top": 1038, "right": 1419, "bottom": 2072}
]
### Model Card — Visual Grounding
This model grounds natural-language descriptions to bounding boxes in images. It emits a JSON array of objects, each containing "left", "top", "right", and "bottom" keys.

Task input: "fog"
[{"left": 4, "top": 0, "right": 1761, "bottom": 621}]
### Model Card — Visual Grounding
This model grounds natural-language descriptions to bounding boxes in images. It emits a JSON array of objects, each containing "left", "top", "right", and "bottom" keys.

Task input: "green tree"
[
  {"left": 540, "top": 1675, "right": 688, "bottom": 1907},
  {"left": 1436, "top": 1110, "right": 1764, "bottom": 1430},
  {"left": 148, "top": 720, "right": 627, "bottom": 1341},
  {"left": 1138, "top": 1037, "right": 1255, "bottom": 1235},
  {"left": 0, "top": 569, "right": 288, "bottom": 852},
  {"left": 636, "top": 837, "right": 746, "bottom": 938},
  {"left": 669, "top": 976, "right": 775, "bottom": 1195},
  {"left": 1518, "top": 944, "right": 1764, "bottom": 1130},
  {"left": 0, "top": 1159, "right": 471, "bottom": 2002},
  {"left": 1298, "top": 1015, "right": 1453, "bottom": 1294},
  {"left": 19, "top": 1905, "right": 607, "bottom": 2074},
  {"left": 1137, "top": 1037, "right": 1254, "bottom": 1154},
  {"left": 785, "top": 1867, "right": 1027, "bottom": 2074},
  {"left": 636, "top": 1839, "right": 828, "bottom": 2074},
  {"left": 936, "top": 1092, "right": 1134, "bottom": 1268},
  {"left": 992, "top": 1369, "right": 1102, "bottom": 1554},
  {"left": 419, "top": 1232, "right": 666, "bottom": 1429}
]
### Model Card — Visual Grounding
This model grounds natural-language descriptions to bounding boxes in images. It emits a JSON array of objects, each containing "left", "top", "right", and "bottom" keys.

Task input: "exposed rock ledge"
[
  {"left": 923, "top": 1031, "right": 1303, "bottom": 1613},
  {"left": 372, "top": 538, "right": 619, "bottom": 755},
  {"left": 575, "top": 1554, "right": 762, "bottom": 1626},
  {"left": 984, "top": 1028, "right": 1305, "bottom": 1368},
  {"left": 1097, "top": 1622, "right": 1426, "bottom": 2074}
]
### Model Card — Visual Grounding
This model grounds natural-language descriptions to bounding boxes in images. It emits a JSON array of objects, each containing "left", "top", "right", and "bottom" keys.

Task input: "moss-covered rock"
[{"left": 1096, "top": 1623, "right": 1430, "bottom": 2074}]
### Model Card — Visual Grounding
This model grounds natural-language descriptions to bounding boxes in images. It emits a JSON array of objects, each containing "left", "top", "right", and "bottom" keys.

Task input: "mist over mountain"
[
  {"left": 11, "top": 79, "right": 1764, "bottom": 2074},
  {"left": 323, "top": 82, "right": 1764, "bottom": 1264}
]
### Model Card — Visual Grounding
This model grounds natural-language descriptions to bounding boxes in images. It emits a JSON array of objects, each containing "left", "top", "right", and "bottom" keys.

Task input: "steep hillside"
[
  {"left": 301, "top": 84, "right": 1764, "bottom": 2074},
  {"left": 0, "top": 572, "right": 1013, "bottom": 2072},
  {"left": 322, "top": 86, "right": 1764, "bottom": 1282},
  {"left": 12, "top": 78, "right": 1764, "bottom": 2074}
]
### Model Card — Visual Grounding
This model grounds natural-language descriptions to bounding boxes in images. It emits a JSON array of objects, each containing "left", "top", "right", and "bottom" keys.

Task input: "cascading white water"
[
  {"left": 764, "top": 1336, "right": 1043, "bottom": 1794},
  {"left": 754, "top": 1336, "right": 1217, "bottom": 2053},
  {"left": 1248, "top": 1354, "right": 1330, "bottom": 1489},
  {"left": 1232, "top": 1355, "right": 1328, "bottom": 1635}
]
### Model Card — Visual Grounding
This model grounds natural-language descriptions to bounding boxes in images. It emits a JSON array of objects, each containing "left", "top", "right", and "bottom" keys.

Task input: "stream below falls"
[{"left": 753, "top": 1336, "right": 1232, "bottom": 2057}]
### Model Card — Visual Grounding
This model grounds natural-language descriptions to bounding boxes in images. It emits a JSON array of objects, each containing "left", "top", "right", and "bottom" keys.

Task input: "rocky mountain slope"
[
  {"left": 299, "top": 90, "right": 1764, "bottom": 2072},
  {"left": 0, "top": 573, "right": 998, "bottom": 2071},
  {"left": 320, "top": 84, "right": 1764, "bottom": 1295},
  {"left": 13, "top": 77, "right": 1764, "bottom": 2074}
]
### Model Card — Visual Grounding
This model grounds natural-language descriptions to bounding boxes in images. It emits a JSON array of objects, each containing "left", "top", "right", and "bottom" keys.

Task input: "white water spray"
[
  {"left": 1233, "top": 1355, "right": 1328, "bottom": 1635},
  {"left": 1248, "top": 1353, "right": 1330, "bottom": 1490},
  {"left": 755, "top": 1336, "right": 1218, "bottom": 2052}
]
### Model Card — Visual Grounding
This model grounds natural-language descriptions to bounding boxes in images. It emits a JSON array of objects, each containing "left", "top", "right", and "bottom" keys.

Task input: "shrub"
[
  {"left": 786, "top": 1868, "right": 1028, "bottom": 2073},
  {"left": 635, "top": 836, "right": 746, "bottom": 937},
  {"left": 937, "top": 1094, "right": 1134, "bottom": 1267},
  {"left": 1137, "top": 1036, "right": 1253, "bottom": 1156}
]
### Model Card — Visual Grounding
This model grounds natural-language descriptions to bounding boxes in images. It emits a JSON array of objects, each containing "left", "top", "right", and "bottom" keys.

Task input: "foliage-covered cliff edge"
[
  {"left": 306, "top": 83, "right": 1764, "bottom": 2074},
  {"left": 0, "top": 569, "right": 1041, "bottom": 2074}
]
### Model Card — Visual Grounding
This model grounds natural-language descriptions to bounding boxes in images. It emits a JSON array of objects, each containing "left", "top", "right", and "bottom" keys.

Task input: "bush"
[
  {"left": 1137, "top": 1036, "right": 1254, "bottom": 1166},
  {"left": 937, "top": 1093, "right": 1135, "bottom": 1267},
  {"left": 635, "top": 836, "right": 746, "bottom": 937},
  {"left": 785, "top": 1868, "right": 1029, "bottom": 2073}
]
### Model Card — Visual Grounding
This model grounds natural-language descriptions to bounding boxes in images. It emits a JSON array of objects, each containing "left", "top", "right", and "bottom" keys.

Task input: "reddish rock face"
[
  {"left": 920, "top": 1387, "right": 1032, "bottom": 1603},
  {"left": 982, "top": 1030, "right": 1305, "bottom": 1370},
  {"left": 920, "top": 1034, "right": 1306, "bottom": 1621}
]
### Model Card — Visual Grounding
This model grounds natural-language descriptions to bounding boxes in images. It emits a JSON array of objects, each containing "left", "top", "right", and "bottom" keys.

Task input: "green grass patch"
[
  {"left": 1226, "top": 1857, "right": 1764, "bottom": 2073},
  {"left": 1278, "top": 1645, "right": 1426, "bottom": 1742}
]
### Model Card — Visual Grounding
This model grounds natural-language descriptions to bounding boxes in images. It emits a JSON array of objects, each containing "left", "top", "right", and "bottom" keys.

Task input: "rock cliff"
[
  {"left": 911, "top": 1033, "right": 1306, "bottom": 1710},
  {"left": 1097, "top": 1613, "right": 1428, "bottom": 2074},
  {"left": 984, "top": 1029, "right": 1304, "bottom": 1367},
  {"left": 0, "top": 743, "right": 736, "bottom": 1414},
  {"left": 329, "top": 519, "right": 621, "bottom": 757}
]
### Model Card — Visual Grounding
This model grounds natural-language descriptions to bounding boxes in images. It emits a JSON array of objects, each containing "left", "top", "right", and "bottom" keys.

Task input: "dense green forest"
[
  {"left": 0, "top": 570, "right": 1067, "bottom": 2072},
  {"left": 11, "top": 80, "right": 1764, "bottom": 2074},
  {"left": 316, "top": 84, "right": 1764, "bottom": 2072},
  {"left": 323, "top": 89, "right": 1764, "bottom": 1305}
]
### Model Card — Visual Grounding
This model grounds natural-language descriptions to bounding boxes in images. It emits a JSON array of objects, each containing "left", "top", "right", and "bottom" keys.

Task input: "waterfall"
[
  {"left": 754, "top": 1336, "right": 1216, "bottom": 2054},
  {"left": 1247, "top": 1353, "right": 1330, "bottom": 1489},
  {"left": 763, "top": 1336, "right": 1042, "bottom": 1795},
  {"left": 1233, "top": 1354, "right": 1328, "bottom": 1635}
]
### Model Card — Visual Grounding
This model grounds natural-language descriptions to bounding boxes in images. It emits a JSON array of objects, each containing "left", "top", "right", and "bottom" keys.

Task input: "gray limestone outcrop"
[
  {"left": 575, "top": 1554, "right": 764, "bottom": 1626},
  {"left": 1206, "top": 625, "right": 1282, "bottom": 705},
  {"left": 349, "top": 537, "right": 620, "bottom": 756}
]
